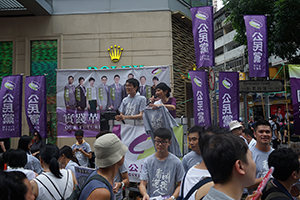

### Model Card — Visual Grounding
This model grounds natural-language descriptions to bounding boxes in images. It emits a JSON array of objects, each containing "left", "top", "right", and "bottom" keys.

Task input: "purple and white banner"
[
  {"left": 25, "top": 76, "right": 47, "bottom": 138},
  {"left": 244, "top": 15, "right": 268, "bottom": 77},
  {"left": 189, "top": 71, "right": 211, "bottom": 126},
  {"left": 288, "top": 65, "right": 300, "bottom": 135},
  {"left": 57, "top": 66, "right": 171, "bottom": 137},
  {"left": 191, "top": 6, "right": 215, "bottom": 68},
  {"left": 0, "top": 75, "right": 23, "bottom": 139},
  {"left": 218, "top": 72, "right": 239, "bottom": 128}
]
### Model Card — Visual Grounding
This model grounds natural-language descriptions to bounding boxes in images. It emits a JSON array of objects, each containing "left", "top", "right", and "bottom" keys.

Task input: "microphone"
[
  {"left": 116, "top": 109, "right": 125, "bottom": 124},
  {"left": 146, "top": 95, "right": 157, "bottom": 106}
]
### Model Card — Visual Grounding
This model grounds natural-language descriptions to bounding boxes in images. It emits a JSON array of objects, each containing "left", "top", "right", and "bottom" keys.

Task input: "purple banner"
[
  {"left": 57, "top": 108, "right": 100, "bottom": 137},
  {"left": 244, "top": 15, "right": 268, "bottom": 77},
  {"left": 25, "top": 76, "right": 47, "bottom": 138},
  {"left": 191, "top": 6, "right": 215, "bottom": 68},
  {"left": 218, "top": 72, "right": 239, "bottom": 128},
  {"left": 0, "top": 75, "right": 23, "bottom": 139},
  {"left": 288, "top": 65, "right": 300, "bottom": 135},
  {"left": 190, "top": 71, "right": 211, "bottom": 126}
]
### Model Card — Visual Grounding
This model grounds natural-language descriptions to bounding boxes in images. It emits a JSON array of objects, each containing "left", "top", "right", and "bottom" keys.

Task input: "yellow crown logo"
[{"left": 108, "top": 45, "right": 123, "bottom": 63}]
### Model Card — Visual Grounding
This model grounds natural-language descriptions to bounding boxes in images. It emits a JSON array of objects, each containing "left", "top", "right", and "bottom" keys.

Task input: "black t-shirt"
[{"left": 284, "top": 123, "right": 294, "bottom": 135}]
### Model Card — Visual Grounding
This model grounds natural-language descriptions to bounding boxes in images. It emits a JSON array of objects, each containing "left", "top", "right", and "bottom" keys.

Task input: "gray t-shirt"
[
  {"left": 140, "top": 153, "right": 184, "bottom": 197},
  {"left": 71, "top": 141, "right": 92, "bottom": 167},
  {"left": 203, "top": 187, "right": 235, "bottom": 200},
  {"left": 270, "top": 121, "right": 277, "bottom": 140},
  {"left": 249, "top": 146, "right": 274, "bottom": 178},
  {"left": 182, "top": 151, "right": 203, "bottom": 172},
  {"left": 119, "top": 94, "right": 146, "bottom": 116},
  {"left": 114, "top": 163, "right": 127, "bottom": 200},
  {"left": 65, "top": 160, "right": 79, "bottom": 175},
  {"left": 143, "top": 106, "right": 182, "bottom": 157}
]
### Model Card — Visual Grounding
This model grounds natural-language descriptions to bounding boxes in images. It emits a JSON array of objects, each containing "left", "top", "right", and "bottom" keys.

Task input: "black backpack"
[{"left": 67, "top": 173, "right": 111, "bottom": 200}]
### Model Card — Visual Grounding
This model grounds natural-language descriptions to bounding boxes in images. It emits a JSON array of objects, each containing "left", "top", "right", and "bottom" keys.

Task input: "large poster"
[
  {"left": 57, "top": 66, "right": 171, "bottom": 137},
  {"left": 191, "top": 6, "right": 215, "bottom": 68},
  {"left": 25, "top": 76, "right": 47, "bottom": 138},
  {"left": 288, "top": 65, "right": 300, "bottom": 135},
  {"left": 0, "top": 75, "right": 23, "bottom": 139},
  {"left": 244, "top": 15, "right": 268, "bottom": 77},
  {"left": 218, "top": 72, "right": 239, "bottom": 128}
]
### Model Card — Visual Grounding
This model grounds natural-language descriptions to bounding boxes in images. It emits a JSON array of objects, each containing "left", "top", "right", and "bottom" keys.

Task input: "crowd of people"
[{"left": 0, "top": 118, "right": 299, "bottom": 200}]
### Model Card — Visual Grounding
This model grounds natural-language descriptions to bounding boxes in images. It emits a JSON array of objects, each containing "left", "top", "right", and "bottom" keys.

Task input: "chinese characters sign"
[
  {"left": 25, "top": 76, "right": 47, "bottom": 138},
  {"left": 244, "top": 15, "right": 268, "bottom": 77},
  {"left": 0, "top": 75, "right": 22, "bottom": 139},
  {"left": 191, "top": 6, "right": 215, "bottom": 68},
  {"left": 288, "top": 65, "right": 300, "bottom": 135},
  {"left": 190, "top": 71, "right": 211, "bottom": 126},
  {"left": 219, "top": 72, "right": 239, "bottom": 128}
]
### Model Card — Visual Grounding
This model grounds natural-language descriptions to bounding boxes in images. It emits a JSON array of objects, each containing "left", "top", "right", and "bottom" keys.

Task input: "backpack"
[
  {"left": 67, "top": 173, "right": 111, "bottom": 200},
  {"left": 177, "top": 171, "right": 212, "bottom": 200}
]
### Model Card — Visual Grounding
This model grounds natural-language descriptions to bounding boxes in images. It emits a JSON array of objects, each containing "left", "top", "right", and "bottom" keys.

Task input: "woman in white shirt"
[
  {"left": 31, "top": 144, "right": 77, "bottom": 200},
  {"left": 59, "top": 145, "right": 79, "bottom": 175}
]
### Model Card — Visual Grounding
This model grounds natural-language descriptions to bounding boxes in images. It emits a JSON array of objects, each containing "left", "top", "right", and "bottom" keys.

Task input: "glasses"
[{"left": 154, "top": 140, "right": 169, "bottom": 145}]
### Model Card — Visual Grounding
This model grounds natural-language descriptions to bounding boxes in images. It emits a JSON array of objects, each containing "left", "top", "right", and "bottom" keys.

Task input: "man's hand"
[
  {"left": 291, "top": 185, "right": 300, "bottom": 197},
  {"left": 113, "top": 182, "right": 122, "bottom": 194},
  {"left": 148, "top": 104, "right": 159, "bottom": 109},
  {"left": 142, "top": 194, "right": 150, "bottom": 200},
  {"left": 110, "top": 105, "right": 114, "bottom": 109},
  {"left": 115, "top": 114, "right": 125, "bottom": 121},
  {"left": 77, "top": 107, "right": 81, "bottom": 110},
  {"left": 99, "top": 105, "right": 103, "bottom": 109},
  {"left": 66, "top": 105, "right": 70, "bottom": 109},
  {"left": 245, "top": 191, "right": 262, "bottom": 200}
]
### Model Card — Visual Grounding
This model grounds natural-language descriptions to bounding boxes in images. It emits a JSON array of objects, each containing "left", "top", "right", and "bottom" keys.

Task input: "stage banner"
[
  {"left": 0, "top": 75, "right": 23, "bottom": 139},
  {"left": 218, "top": 72, "right": 239, "bottom": 128},
  {"left": 25, "top": 76, "right": 47, "bottom": 138},
  {"left": 191, "top": 6, "right": 215, "bottom": 68},
  {"left": 112, "top": 123, "right": 183, "bottom": 182},
  {"left": 244, "top": 15, "right": 268, "bottom": 77},
  {"left": 57, "top": 66, "right": 171, "bottom": 137},
  {"left": 189, "top": 71, "right": 211, "bottom": 126},
  {"left": 288, "top": 65, "right": 300, "bottom": 135}
]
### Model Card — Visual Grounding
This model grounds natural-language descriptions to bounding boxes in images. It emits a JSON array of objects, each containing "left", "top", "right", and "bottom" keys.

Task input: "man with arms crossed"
[{"left": 139, "top": 128, "right": 184, "bottom": 200}]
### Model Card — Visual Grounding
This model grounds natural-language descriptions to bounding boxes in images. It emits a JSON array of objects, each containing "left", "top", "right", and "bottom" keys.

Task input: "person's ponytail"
[
  {"left": 49, "top": 157, "right": 62, "bottom": 178},
  {"left": 40, "top": 144, "right": 63, "bottom": 179}
]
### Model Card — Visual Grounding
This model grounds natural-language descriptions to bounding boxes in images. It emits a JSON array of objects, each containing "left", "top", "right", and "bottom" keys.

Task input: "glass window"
[
  {"left": 31, "top": 40, "right": 57, "bottom": 143},
  {"left": 0, "top": 41, "right": 13, "bottom": 86}
]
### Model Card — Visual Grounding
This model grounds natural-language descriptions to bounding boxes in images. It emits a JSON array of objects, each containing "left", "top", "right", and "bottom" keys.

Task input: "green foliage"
[
  {"left": 223, "top": 0, "right": 300, "bottom": 64},
  {"left": 0, "top": 42, "right": 13, "bottom": 86}
]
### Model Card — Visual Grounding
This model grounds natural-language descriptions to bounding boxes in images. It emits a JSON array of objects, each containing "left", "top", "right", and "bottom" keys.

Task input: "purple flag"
[
  {"left": 288, "top": 65, "right": 300, "bottom": 135},
  {"left": 0, "top": 75, "right": 23, "bottom": 139},
  {"left": 190, "top": 71, "right": 211, "bottom": 126},
  {"left": 244, "top": 15, "right": 268, "bottom": 77},
  {"left": 25, "top": 76, "right": 47, "bottom": 138},
  {"left": 218, "top": 72, "right": 239, "bottom": 128},
  {"left": 191, "top": 6, "right": 215, "bottom": 68}
]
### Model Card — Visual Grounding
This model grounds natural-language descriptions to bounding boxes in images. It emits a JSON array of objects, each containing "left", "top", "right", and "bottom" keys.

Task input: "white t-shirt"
[
  {"left": 180, "top": 166, "right": 211, "bottom": 200},
  {"left": 7, "top": 167, "right": 36, "bottom": 181}
]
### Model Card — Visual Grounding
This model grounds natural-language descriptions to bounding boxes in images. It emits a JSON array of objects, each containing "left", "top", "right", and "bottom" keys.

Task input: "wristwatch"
[{"left": 171, "top": 196, "right": 175, "bottom": 200}]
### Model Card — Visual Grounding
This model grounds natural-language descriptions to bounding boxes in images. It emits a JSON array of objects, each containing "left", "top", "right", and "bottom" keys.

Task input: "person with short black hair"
[
  {"left": 0, "top": 171, "right": 35, "bottom": 200},
  {"left": 71, "top": 129, "right": 92, "bottom": 167},
  {"left": 86, "top": 77, "right": 97, "bottom": 115},
  {"left": 243, "top": 128, "right": 257, "bottom": 149},
  {"left": 109, "top": 74, "right": 124, "bottom": 110},
  {"left": 31, "top": 144, "right": 77, "bottom": 200},
  {"left": 202, "top": 134, "right": 257, "bottom": 200},
  {"left": 30, "top": 130, "right": 45, "bottom": 158},
  {"left": 76, "top": 77, "right": 87, "bottom": 111},
  {"left": 139, "top": 128, "right": 184, "bottom": 200},
  {"left": 64, "top": 75, "right": 76, "bottom": 109},
  {"left": 97, "top": 76, "right": 109, "bottom": 111},
  {"left": 181, "top": 125, "right": 205, "bottom": 172},
  {"left": 149, "top": 82, "right": 176, "bottom": 118},
  {"left": 249, "top": 119, "right": 274, "bottom": 192},
  {"left": 262, "top": 148, "right": 300, "bottom": 200},
  {"left": 115, "top": 78, "right": 146, "bottom": 121},
  {"left": 270, "top": 115, "right": 280, "bottom": 149},
  {"left": 275, "top": 106, "right": 283, "bottom": 123},
  {"left": 151, "top": 76, "right": 159, "bottom": 96},
  {"left": 139, "top": 76, "right": 152, "bottom": 99}
]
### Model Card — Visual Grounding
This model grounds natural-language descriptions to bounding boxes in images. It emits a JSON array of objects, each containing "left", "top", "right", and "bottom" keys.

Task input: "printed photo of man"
[
  {"left": 64, "top": 75, "right": 76, "bottom": 109},
  {"left": 97, "top": 76, "right": 109, "bottom": 111},
  {"left": 76, "top": 77, "right": 86, "bottom": 112},
  {"left": 109, "top": 74, "right": 124, "bottom": 110},
  {"left": 139, "top": 76, "right": 152, "bottom": 99},
  {"left": 86, "top": 77, "right": 97, "bottom": 115}
]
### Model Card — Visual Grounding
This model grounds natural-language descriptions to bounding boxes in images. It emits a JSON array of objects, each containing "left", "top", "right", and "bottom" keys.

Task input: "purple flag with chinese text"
[
  {"left": 190, "top": 71, "right": 211, "bottom": 126},
  {"left": 244, "top": 15, "right": 268, "bottom": 77},
  {"left": 288, "top": 65, "right": 300, "bottom": 135},
  {"left": 25, "top": 76, "right": 47, "bottom": 138},
  {"left": 0, "top": 75, "right": 23, "bottom": 139},
  {"left": 191, "top": 6, "right": 215, "bottom": 68},
  {"left": 219, "top": 72, "right": 239, "bottom": 128}
]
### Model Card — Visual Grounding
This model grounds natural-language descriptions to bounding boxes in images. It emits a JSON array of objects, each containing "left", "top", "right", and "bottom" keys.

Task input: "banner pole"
[{"left": 284, "top": 65, "right": 290, "bottom": 146}]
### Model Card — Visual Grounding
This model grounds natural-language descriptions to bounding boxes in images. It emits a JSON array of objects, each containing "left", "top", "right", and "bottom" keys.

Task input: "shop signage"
[{"left": 239, "top": 80, "right": 284, "bottom": 92}]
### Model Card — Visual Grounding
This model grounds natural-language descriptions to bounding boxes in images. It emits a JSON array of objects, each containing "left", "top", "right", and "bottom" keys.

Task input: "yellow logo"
[{"left": 108, "top": 45, "right": 123, "bottom": 62}]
